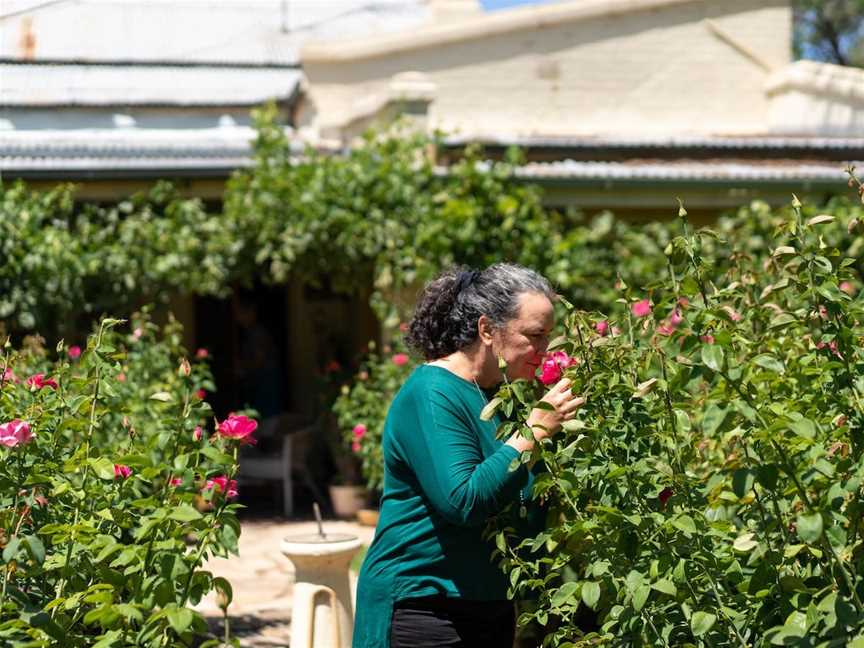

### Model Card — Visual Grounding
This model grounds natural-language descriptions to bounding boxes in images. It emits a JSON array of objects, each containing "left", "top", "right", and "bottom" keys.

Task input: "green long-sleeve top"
[{"left": 353, "top": 364, "right": 543, "bottom": 648}]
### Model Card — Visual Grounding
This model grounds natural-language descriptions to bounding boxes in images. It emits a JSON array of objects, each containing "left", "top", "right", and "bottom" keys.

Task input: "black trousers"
[{"left": 389, "top": 596, "right": 516, "bottom": 648}]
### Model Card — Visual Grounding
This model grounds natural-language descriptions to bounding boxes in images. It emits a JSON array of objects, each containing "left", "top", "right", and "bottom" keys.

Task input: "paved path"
[{"left": 194, "top": 517, "right": 376, "bottom": 647}]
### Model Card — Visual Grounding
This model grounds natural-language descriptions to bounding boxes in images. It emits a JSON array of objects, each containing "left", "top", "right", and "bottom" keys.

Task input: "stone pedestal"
[{"left": 281, "top": 533, "right": 363, "bottom": 648}]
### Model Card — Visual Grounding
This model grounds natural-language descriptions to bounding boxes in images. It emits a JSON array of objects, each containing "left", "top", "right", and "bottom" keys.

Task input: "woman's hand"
[
  {"left": 527, "top": 378, "right": 585, "bottom": 440},
  {"left": 506, "top": 378, "right": 585, "bottom": 453}
]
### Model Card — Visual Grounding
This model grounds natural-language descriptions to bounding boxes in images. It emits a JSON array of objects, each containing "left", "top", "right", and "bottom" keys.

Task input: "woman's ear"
[{"left": 477, "top": 315, "right": 495, "bottom": 346}]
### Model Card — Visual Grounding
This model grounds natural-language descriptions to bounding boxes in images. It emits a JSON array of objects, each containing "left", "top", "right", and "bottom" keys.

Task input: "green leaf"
[
  {"left": 732, "top": 468, "right": 755, "bottom": 498},
  {"left": 752, "top": 354, "right": 784, "bottom": 373},
  {"left": 651, "top": 579, "right": 676, "bottom": 596},
  {"left": 796, "top": 513, "right": 823, "bottom": 543},
  {"left": 165, "top": 606, "right": 194, "bottom": 634},
  {"left": 788, "top": 419, "right": 816, "bottom": 439},
  {"left": 551, "top": 582, "right": 579, "bottom": 608},
  {"left": 24, "top": 535, "right": 45, "bottom": 564},
  {"left": 733, "top": 533, "right": 758, "bottom": 552},
  {"left": 480, "top": 397, "right": 502, "bottom": 421},
  {"left": 690, "top": 611, "right": 716, "bottom": 637},
  {"left": 701, "top": 345, "right": 724, "bottom": 372},
  {"left": 769, "top": 312, "right": 797, "bottom": 329},
  {"left": 150, "top": 391, "right": 173, "bottom": 402},
  {"left": 89, "top": 457, "right": 117, "bottom": 480},
  {"left": 672, "top": 515, "right": 697, "bottom": 537},
  {"left": 581, "top": 581, "right": 601, "bottom": 609},
  {"left": 632, "top": 584, "right": 650, "bottom": 611},
  {"left": 168, "top": 506, "right": 203, "bottom": 522}
]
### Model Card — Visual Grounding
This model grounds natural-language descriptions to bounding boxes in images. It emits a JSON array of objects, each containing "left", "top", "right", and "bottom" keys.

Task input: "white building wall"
[{"left": 303, "top": 0, "right": 792, "bottom": 139}]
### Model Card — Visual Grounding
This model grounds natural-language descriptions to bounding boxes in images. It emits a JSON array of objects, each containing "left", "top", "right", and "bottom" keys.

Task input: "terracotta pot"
[
  {"left": 356, "top": 508, "right": 379, "bottom": 527},
  {"left": 329, "top": 485, "right": 367, "bottom": 519}
]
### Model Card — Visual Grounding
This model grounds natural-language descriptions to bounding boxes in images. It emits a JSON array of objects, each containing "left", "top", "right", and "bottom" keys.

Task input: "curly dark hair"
[{"left": 405, "top": 263, "right": 555, "bottom": 360}]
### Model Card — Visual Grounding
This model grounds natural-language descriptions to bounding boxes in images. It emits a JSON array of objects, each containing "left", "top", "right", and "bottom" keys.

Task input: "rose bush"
[
  {"left": 332, "top": 338, "right": 416, "bottom": 493},
  {"left": 485, "top": 185, "right": 864, "bottom": 646},
  {"left": 0, "top": 312, "right": 247, "bottom": 647}
]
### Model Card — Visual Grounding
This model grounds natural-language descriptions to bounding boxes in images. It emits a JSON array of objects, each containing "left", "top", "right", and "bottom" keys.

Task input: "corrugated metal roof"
[
  {"left": 0, "top": 127, "right": 305, "bottom": 175},
  {"left": 0, "top": 63, "right": 302, "bottom": 107},
  {"left": 0, "top": 0, "right": 429, "bottom": 66},
  {"left": 444, "top": 135, "right": 864, "bottom": 152},
  {"left": 508, "top": 159, "right": 859, "bottom": 183}
]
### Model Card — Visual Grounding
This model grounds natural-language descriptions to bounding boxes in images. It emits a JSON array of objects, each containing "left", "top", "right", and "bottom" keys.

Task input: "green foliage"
[
  {"left": 332, "top": 339, "right": 415, "bottom": 492},
  {"left": 793, "top": 0, "right": 864, "bottom": 67},
  {"left": 487, "top": 185, "right": 864, "bottom": 645},
  {"left": 0, "top": 312, "right": 243, "bottom": 647}
]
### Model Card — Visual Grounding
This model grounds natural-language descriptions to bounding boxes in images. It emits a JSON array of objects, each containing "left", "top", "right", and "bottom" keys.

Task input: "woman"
[{"left": 353, "top": 263, "right": 584, "bottom": 648}]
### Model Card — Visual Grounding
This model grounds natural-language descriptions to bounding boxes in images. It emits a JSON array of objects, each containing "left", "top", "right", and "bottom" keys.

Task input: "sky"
[{"left": 480, "top": 0, "right": 559, "bottom": 10}]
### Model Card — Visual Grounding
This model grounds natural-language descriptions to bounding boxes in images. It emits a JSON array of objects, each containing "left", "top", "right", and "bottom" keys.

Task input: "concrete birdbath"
[{"left": 280, "top": 504, "right": 362, "bottom": 648}]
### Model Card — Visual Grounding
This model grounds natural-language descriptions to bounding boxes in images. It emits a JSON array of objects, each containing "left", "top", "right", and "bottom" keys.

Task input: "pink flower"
[
  {"left": 352, "top": 440, "right": 362, "bottom": 453},
  {"left": 0, "top": 420, "right": 34, "bottom": 447},
  {"left": 169, "top": 477, "right": 184, "bottom": 487},
  {"left": 353, "top": 424, "right": 367, "bottom": 440},
  {"left": 631, "top": 299, "right": 651, "bottom": 318},
  {"left": 217, "top": 414, "right": 258, "bottom": 445},
  {"left": 68, "top": 346, "right": 81, "bottom": 360},
  {"left": 816, "top": 340, "right": 843, "bottom": 359},
  {"left": 669, "top": 309, "right": 684, "bottom": 327},
  {"left": 193, "top": 426, "right": 203, "bottom": 441},
  {"left": 721, "top": 306, "right": 742, "bottom": 322},
  {"left": 132, "top": 327, "right": 143, "bottom": 340},
  {"left": 677, "top": 297, "right": 690, "bottom": 309},
  {"left": 26, "top": 374, "right": 58, "bottom": 390},
  {"left": 840, "top": 281, "right": 857, "bottom": 295},
  {"left": 195, "top": 348, "right": 209, "bottom": 359},
  {"left": 195, "top": 389, "right": 206, "bottom": 400},
  {"left": 392, "top": 353, "right": 409, "bottom": 367},
  {"left": 34, "top": 494, "right": 48, "bottom": 507},
  {"left": 116, "top": 372, "right": 126, "bottom": 383},
  {"left": 700, "top": 334, "right": 715, "bottom": 344},
  {"left": 399, "top": 322, "right": 409, "bottom": 333},
  {"left": 2, "top": 368, "right": 18, "bottom": 384},
  {"left": 595, "top": 320, "right": 609, "bottom": 336},
  {"left": 204, "top": 475, "right": 238, "bottom": 499},
  {"left": 113, "top": 464, "right": 132, "bottom": 480},
  {"left": 818, "top": 305, "right": 829, "bottom": 320},
  {"left": 657, "top": 323, "right": 676, "bottom": 337},
  {"left": 539, "top": 351, "right": 577, "bottom": 386}
]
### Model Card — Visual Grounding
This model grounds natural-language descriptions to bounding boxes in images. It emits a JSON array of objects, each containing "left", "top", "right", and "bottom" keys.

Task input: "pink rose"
[
  {"left": 669, "top": 309, "right": 683, "bottom": 327},
  {"left": 68, "top": 346, "right": 81, "bottom": 360},
  {"left": 700, "top": 335, "right": 715, "bottom": 345},
  {"left": 0, "top": 420, "right": 34, "bottom": 447},
  {"left": 2, "top": 368, "right": 18, "bottom": 384},
  {"left": 392, "top": 353, "right": 409, "bottom": 367},
  {"left": 195, "top": 389, "right": 206, "bottom": 400},
  {"left": 132, "top": 327, "right": 143, "bottom": 340},
  {"left": 169, "top": 477, "right": 184, "bottom": 487},
  {"left": 816, "top": 340, "right": 843, "bottom": 359},
  {"left": 631, "top": 299, "right": 651, "bottom": 318},
  {"left": 539, "top": 351, "right": 577, "bottom": 386},
  {"left": 352, "top": 440, "right": 362, "bottom": 453},
  {"left": 204, "top": 475, "right": 238, "bottom": 499},
  {"left": 721, "top": 305, "right": 742, "bottom": 322},
  {"left": 657, "top": 323, "right": 676, "bottom": 337},
  {"left": 658, "top": 487, "right": 673, "bottom": 508},
  {"left": 113, "top": 464, "right": 132, "bottom": 480},
  {"left": 217, "top": 414, "right": 258, "bottom": 445},
  {"left": 840, "top": 281, "right": 857, "bottom": 295},
  {"left": 116, "top": 372, "right": 126, "bottom": 383},
  {"left": 195, "top": 348, "right": 209, "bottom": 359},
  {"left": 26, "top": 373, "right": 58, "bottom": 390},
  {"left": 353, "top": 424, "right": 367, "bottom": 440},
  {"left": 595, "top": 321, "right": 609, "bottom": 336},
  {"left": 193, "top": 426, "right": 203, "bottom": 441}
]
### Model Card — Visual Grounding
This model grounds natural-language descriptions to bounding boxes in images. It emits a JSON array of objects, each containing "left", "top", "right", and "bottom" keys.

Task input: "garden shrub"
[
  {"left": 0, "top": 312, "right": 250, "bottom": 647},
  {"left": 486, "top": 188, "right": 864, "bottom": 645}
]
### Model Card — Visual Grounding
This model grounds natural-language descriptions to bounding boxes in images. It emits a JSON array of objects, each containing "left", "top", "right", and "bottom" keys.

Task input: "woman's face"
[{"left": 492, "top": 292, "right": 555, "bottom": 381}]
